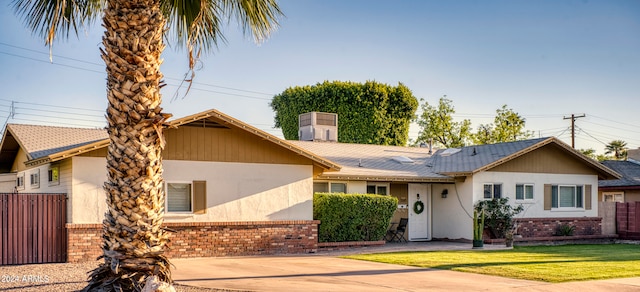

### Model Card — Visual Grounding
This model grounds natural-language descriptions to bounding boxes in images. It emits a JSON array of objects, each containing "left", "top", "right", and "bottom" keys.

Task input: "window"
[
  {"left": 165, "top": 181, "right": 207, "bottom": 214},
  {"left": 552, "top": 185, "right": 584, "bottom": 209},
  {"left": 483, "top": 183, "right": 502, "bottom": 199},
  {"left": 48, "top": 165, "right": 60, "bottom": 186},
  {"left": 16, "top": 173, "right": 25, "bottom": 190},
  {"left": 30, "top": 169, "right": 40, "bottom": 189},
  {"left": 313, "top": 182, "right": 347, "bottom": 193},
  {"left": 603, "top": 192, "right": 624, "bottom": 203},
  {"left": 166, "top": 182, "right": 192, "bottom": 212},
  {"left": 367, "top": 183, "right": 388, "bottom": 195},
  {"left": 515, "top": 184, "right": 534, "bottom": 201}
]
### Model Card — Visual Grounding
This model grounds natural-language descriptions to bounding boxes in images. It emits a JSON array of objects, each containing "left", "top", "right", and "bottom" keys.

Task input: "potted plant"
[
  {"left": 505, "top": 230, "right": 514, "bottom": 248},
  {"left": 473, "top": 209, "right": 484, "bottom": 248}
]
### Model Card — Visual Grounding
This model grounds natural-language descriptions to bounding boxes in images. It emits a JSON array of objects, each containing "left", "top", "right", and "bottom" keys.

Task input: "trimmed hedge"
[
  {"left": 270, "top": 80, "right": 418, "bottom": 146},
  {"left": 314, "top": 193, "right": 398, "bottom": 242}
]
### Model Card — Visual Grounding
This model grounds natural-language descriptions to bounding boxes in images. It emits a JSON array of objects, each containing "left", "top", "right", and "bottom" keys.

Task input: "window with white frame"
[
  {"left": 48, "top": 165, "right": 60, "bottom": 186},
  {"left": 603, "top": 192, "right": 624, "bottom": 203},
  {"left": 515, "top": 184, "right": 534, "bottom": 201},
  {"left": 313, "top": 182, "right": 347, "bottom": 193},
  {"left": 552, "top": 185, "right": 584, "bottom": 209},
  {"left": 30, "top": 169, "right": 40, "bottom": 189},
  {"left": 17, "top": 173, "right": 25, "bottom": 190},
  {"left": 166, "top": 182, "right": 193, "bottom": 212},
  {"left": 367, "top": 183, "right": 388, "bottom": 195},
  {"left": 483, "top": 183, "right": 502, "bottom": 199}
]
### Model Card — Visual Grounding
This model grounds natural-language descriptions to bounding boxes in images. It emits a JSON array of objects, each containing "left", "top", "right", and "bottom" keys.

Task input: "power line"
[
  {"left": 0, "top": 43, "right": 276, "bottom": 98},
  {"left": 563, "top": 113, "right": 585, "bottom": 148}
]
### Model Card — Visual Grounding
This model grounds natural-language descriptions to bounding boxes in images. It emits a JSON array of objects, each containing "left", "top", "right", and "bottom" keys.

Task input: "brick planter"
[
  {"left": 514, "top": 217, "right": 602, "bottom": 238},
  {"left": 66, "top": 220, "right": 319, "bottom": 263}
]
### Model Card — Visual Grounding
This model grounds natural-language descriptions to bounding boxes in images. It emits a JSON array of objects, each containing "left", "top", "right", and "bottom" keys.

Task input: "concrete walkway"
[{"left": 171, "top": 242, "right": 640, "bottom": 291}]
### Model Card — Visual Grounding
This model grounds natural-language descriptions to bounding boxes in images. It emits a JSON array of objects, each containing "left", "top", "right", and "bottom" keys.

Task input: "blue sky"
[{"left": 0, "top": 0, "right": 638, "bottom": 154}]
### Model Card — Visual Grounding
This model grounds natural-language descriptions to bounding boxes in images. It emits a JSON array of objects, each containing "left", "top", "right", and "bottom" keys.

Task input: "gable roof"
[
  {"left": 288, "top": 141, "right": 453, "bottom": 182},
  {"left": 0, "top": 109, "right": 340, "bottom": 171},
  {"left": 430, "top": 137, "right": 620, "bottom": 179},
  {"left": 599, "top": 160, "right": 640, "bottom": 188},
  {"left": 0, "top": 124, "right": 108, "bottom": 170}
]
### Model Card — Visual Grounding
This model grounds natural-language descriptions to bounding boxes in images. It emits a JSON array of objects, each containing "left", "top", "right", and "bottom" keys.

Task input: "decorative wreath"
[{"left": 413, "top": 201, "right": 425, "bottom": 214}]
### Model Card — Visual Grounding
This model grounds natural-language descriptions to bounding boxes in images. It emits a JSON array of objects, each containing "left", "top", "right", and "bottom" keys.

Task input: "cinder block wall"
[
  {"left": 66, "top": 220, "right": 319, "bottom": 263},
  {"left": 515, "top": 217, "right": 602, "bottom": 237}
]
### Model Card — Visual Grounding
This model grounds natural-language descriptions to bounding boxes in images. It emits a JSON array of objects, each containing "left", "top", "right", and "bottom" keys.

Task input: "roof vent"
[{"left": 298, "top": 112, "right": 338, "bottom": 142}]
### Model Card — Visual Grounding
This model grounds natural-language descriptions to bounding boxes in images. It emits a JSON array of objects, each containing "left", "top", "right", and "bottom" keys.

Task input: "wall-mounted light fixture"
[{"left": 441, "top": 189, "right": 448, "bottom": 198}]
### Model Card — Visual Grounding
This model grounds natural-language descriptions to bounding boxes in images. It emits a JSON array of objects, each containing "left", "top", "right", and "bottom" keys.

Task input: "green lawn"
[{"left": 343, "top": 244, "right": 640, "bottom": 282}]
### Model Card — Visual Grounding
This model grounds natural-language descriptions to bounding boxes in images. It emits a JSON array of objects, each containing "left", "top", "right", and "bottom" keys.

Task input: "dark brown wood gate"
[
  {"left": 616, "top": 201, "right": 640, "bottom": 240},
  {"left": 0, "top": 193, "right": 67, "bottom": 265}
]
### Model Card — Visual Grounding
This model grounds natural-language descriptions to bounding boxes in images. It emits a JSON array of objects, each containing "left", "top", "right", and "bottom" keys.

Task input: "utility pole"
[{"left": 563, "top": 113, "right": 585, "bottom": 148}]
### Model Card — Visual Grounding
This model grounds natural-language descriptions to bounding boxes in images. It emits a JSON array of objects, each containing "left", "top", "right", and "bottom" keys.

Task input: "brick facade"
[
  {"left": 514, "top": 217, "right": 602, "bottom": 238},
  {"left": 66, "top": 220, "right": 319, "bottom": 263}
]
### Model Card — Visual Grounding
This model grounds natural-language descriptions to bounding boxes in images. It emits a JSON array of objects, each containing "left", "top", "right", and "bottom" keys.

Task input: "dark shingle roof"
[
  {"left": 599, "top": 160, "right": 640, "bottom": 188},
  {"left": 430, "top": 138, "right": 548, "bottom": 174}
]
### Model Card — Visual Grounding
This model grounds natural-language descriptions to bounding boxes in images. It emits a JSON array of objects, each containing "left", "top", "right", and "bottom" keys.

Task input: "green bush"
[
  {"left": 555, "top": 224, "right": 576, "bottom": 236},
  {"left": 314, "top": 193, "right": 398, "bottom": 242},
  {"left": 474, "top": 198, "right": 523, "bottom": 239}
]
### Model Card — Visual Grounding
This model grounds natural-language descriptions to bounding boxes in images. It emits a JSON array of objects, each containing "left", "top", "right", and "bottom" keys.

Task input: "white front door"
[{"left": 408, "top": 183, "right": 430, "bottom": 241}]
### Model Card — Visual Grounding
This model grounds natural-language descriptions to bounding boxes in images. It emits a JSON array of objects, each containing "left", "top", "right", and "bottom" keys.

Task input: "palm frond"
[
  {"left": 11, "top": 0, "right": 103, "bottom": 46},
  {"left": 162, "top": 0, "right": 282, "bottom": 58}
]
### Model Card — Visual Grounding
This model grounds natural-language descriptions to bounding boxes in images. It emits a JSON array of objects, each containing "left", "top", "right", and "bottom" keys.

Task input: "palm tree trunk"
[{"left": 84, "top": 0, "right": 173, "bottom": 290}]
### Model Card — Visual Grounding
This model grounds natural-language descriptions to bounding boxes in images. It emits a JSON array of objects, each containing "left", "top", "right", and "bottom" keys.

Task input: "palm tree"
[
  {"left": 605, "top": 140, "right": 628, "bottom": 160},
  {"left": 12, "top": 0, "right": 282, "bottom": 291}
]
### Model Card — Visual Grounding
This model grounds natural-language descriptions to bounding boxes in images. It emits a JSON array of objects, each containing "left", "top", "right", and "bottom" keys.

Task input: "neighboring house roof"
[
  {"left": 289, "top": 140, "right": 453, "bottom": 182},
  {"left": 0, "top": 124, "right": 108, "bottom": 170},
  {"left": 599, "top": 160, "right": 640, "bottom": 189},
  {"left": 430, "top": 137, "right": 620, "bottom": 179},
  {"left": 0, "top": 109, "right": 340, "bottom": 172}
]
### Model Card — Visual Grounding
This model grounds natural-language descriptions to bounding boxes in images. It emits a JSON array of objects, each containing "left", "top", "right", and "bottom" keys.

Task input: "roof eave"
[
  {"left": 24, "top": 139, "right": 110, "bottom": 167},
  {"left": 316, "top": 174, "right": 455, "bottom": 183}
]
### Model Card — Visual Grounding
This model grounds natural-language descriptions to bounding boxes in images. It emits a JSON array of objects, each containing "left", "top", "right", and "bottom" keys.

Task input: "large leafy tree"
[
  {"left": 605, "top": 140, "right": 628, "bottom": 160},
  {"left": 271, "top": 81, "right": 419, "bottom": 145},
  {"left": 414, "top": 97, "right": 472, "bottom": 148},
  {"left": 472, "top": 105, "right": 533, "bottom": 144},
  {"left": 12, "top": 0, "right": 282, "bottom": 291}
]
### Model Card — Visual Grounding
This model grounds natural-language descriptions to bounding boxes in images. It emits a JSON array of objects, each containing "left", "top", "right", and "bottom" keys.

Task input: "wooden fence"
[
  {"left": 0, "top": 193, "right": 67, "bottom": 265},
  {"left": 616, "top": 201, "right": 640, "bottom": 240}
]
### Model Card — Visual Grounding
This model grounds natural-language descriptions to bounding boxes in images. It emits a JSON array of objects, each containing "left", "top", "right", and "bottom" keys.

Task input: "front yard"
[{"left": 343, "top": 244, "right": 640, "bottom": 282}]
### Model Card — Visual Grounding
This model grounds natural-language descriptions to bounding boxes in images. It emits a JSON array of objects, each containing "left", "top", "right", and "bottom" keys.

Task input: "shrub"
[
  {"left": 314, "top": 192, "right": 398, "bottom": 242},
  {"left": 556, "top": 224, "right": 576, "bottom": 236},
  {"left": 475, "top": 198, "right": 523, "bottom": 239}
]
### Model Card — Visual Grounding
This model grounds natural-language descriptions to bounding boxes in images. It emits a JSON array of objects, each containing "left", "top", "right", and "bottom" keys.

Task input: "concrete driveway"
[{"left": 171, "top": 242, "right": 640, "bottom": 291}]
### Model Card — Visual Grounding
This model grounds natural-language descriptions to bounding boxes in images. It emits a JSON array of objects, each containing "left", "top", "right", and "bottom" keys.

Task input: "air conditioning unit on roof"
[{"left": 298, "top": 112, "right": 338, "bottom": 142}]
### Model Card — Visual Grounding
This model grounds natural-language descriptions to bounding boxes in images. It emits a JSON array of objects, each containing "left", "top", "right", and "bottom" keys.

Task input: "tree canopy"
[
  {"left": 473, "top": 105, "right": 533, "bottom": 144},
  {"left": 414, "top": 97, "right": 472, "bottom": 148},
  {"left": 605, "top": 140, "right": 628, "bottom": 160},
  {"left": 414, "top": 97, "right": 532, "bottom": 148},
  {"left": 271, "top": 81, "right": 419, "bottom": 145}
]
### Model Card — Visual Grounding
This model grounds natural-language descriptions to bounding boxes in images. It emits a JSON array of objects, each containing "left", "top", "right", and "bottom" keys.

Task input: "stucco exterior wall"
[
  {"left": 347, "top": 181, "right": 366, "bottom": 194},
  {"left": 68, "top": 157, "right": 314, "bottom": 223},
  {"left": 163, "top": 160, "right": 313, "bottom": 222},
  {"left": 71, "top": 157, "right": 109, "bottom": 223},
  {"left": 0, "top": 173, "right": 16, "bottom": 192},
  {"left": 431, "top": 182, "right": 473, "bottom": 240},
  {"left": 473, "top": 171, "right": 599, "bottom": 218}
]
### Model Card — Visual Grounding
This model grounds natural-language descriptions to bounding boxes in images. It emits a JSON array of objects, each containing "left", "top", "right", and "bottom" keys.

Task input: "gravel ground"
[{"left": 0, "top": 261, "right": 228, "bottom": 292}]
